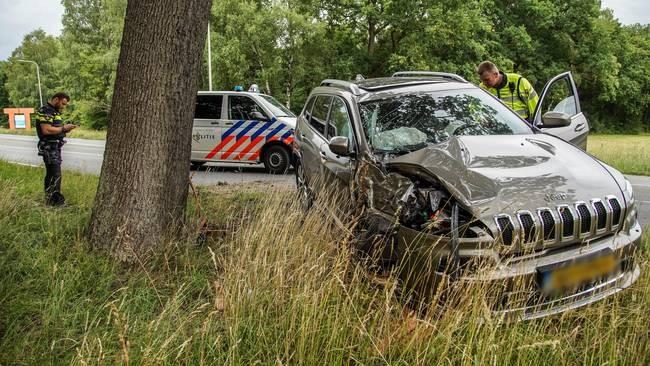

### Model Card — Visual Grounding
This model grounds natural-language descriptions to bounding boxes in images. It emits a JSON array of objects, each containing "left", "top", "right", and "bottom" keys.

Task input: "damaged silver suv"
[{"left": 293, "top": 71, "right": 642, "bottom": 321}]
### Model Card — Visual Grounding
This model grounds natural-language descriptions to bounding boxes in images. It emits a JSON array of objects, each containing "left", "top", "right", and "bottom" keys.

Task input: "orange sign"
[{"left": 3, "top": 108, "right": 35, "bottom": 130}]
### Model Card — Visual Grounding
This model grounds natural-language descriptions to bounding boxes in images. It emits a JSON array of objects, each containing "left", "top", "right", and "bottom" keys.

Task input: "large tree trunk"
[{"left": 87, "top": 0, "right": 212, "bottom": 262}]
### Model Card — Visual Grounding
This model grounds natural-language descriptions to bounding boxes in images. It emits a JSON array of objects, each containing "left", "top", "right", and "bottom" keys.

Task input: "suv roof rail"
[
  {"left": 320, "top": 79, "right": 362, "bottom": 95},
  {"left": 391, "top": 71, "right": 467, "bottom": 83}
]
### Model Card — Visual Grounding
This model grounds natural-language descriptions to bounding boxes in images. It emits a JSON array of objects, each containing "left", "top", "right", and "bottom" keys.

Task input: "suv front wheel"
[
  {"left": 295, "top": 161, "right": 313, "bottom": 211},
  {"left": 263, "top": 145, "right": 290, "bottom": 174}
]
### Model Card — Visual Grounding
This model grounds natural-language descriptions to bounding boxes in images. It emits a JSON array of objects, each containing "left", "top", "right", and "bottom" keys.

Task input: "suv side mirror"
[
  {"left": 329, "top": 136, "right": 350, "bottom": 156},
  {"left": 541, "top": 111, "right": 571, "bottom": 128},
  {"left": 250, "top": 111, "right": 268, "bottom": 121}
]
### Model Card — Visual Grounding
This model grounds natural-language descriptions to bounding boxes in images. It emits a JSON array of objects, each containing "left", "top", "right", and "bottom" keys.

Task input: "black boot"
[{"left": 46, "top": 192, "right": 66, "bottom": 207}]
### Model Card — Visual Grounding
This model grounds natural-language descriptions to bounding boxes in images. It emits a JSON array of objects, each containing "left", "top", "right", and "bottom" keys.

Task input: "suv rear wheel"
[{"left": 263, "top": 145, "right": 290, "bottom": 174}]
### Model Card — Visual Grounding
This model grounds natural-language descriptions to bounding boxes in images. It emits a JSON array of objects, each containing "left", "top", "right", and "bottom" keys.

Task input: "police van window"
[
  {"left": 327, "top": 98, "right": 353, "bottom": 143},
  {"left": 195, "top": 95, "right": 223, "bottom": 119},
  {"left": 229, "top": 95, "right": 268, "bottom": 120},
  {"left": 310, "top": 95, "right": 331, "bottom": 135}
]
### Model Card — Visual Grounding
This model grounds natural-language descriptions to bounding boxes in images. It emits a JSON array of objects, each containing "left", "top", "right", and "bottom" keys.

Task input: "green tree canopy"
[
  {"left": 4, "top": 29, "right": 61, "bottom": 108},
  {"left": 2, "top": 0, "right": 648, "bottom": 132}
]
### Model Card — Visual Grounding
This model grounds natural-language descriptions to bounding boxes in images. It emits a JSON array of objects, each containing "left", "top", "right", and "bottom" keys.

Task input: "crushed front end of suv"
[{"left": 293, "top": 72, "right": 642, "bottom": 321}]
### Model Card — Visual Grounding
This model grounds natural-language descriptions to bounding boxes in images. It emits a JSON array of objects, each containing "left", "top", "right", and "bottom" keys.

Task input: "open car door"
[{"left": 533, "top": 72, "right": 589, "bottom": 150}]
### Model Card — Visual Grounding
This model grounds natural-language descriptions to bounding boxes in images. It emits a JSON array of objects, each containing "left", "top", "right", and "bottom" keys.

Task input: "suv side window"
[
  {"left": 310, "top": 95, "right": 331, "bottom": 135},
  {"left": 327, "top": 97, "right": 353, "bottom": 142},
  {"left": 540, "top": 78, "right": 578, "bottom": 116},
  {"left": 303, "top": 96, "right": 316, "bottom": 124},
  {"left": 195, "top": 95, "right": 223, "bottom": 119},
  {"left": 229, "top": 95, "right": 267, "bottom": 120}
]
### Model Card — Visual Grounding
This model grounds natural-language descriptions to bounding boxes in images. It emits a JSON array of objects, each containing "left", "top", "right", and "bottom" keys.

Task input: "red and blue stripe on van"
[{"left": 204, "top": 117, "right": 294, "bottom": 161}]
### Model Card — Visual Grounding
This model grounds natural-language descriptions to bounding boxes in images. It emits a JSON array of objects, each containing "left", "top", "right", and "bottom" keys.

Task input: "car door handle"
[
  {"left": 224, "top": 122, "right": 234, "bottom": 126},
  {"left": 575, "top": 123, "right": 586, "bottom": 132},
  {"left": 210, "top": 121, "right": 219, "bottom": 125}
]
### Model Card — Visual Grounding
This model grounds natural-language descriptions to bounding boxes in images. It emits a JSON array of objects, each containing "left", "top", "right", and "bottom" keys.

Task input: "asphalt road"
[
  {"left": 0, "top": 134, "right": 294, "bottom": 186},
  {"left": 1, "top": 133, "right": 648, "bottom": 226},
  {"left": 626, "top": 175, "right": 650, "bottom": 227}
]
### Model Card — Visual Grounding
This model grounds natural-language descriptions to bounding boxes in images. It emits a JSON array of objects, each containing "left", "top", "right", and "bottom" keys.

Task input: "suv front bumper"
[
  {"left": 489, "top": 221, "right": 642, "bottom": 321},
  {"left": 392, "top": 213, "right": 642, "bottom": 321}
]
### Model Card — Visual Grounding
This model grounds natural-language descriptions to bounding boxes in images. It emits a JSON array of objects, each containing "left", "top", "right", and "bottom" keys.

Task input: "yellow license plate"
[{"left": 544, "top": 254, "right": 618, "bottom": 291}]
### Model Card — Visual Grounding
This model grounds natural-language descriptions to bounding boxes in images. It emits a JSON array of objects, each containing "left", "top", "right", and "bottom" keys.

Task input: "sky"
[
  {"left": 0, "top": 0, "right": 648, "bottom": 61},
  {"left": 0, "top": 0, "right": 64, "bottom": 61}
]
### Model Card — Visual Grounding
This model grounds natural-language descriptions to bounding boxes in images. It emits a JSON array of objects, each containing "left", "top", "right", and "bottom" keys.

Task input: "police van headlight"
[{"left": 622, "top": 179, "right": 638, "bottom": 232}]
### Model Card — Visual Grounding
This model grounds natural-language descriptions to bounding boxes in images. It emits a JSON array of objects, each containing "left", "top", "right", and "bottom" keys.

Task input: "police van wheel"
[
  {"left": 190, "top": 161, "right": 206, "bottom": 170},
  {"left": 263, "top": 145, "right": 289, "bottom": 174}
]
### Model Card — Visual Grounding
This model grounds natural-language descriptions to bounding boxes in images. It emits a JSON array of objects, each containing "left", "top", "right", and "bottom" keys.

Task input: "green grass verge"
[
  {"left": 588, "top": 134, "right": 650, "bottom": 176},
  {"left": 0, "top": 126, "right": 106, "bottom": 140},
  {"left": 0, "top": 160, "right": 648, "bottom": 364}
]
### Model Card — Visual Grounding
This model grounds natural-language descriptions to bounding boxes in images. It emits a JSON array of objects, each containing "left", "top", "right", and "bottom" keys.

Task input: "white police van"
[{"left": 191, "top": 86, "right": 296, "bottom": 173}]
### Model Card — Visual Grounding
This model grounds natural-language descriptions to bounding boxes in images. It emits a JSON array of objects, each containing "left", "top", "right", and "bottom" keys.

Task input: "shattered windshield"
[{"left": 359, "top": 89, "right": 533, "bottom": 153}]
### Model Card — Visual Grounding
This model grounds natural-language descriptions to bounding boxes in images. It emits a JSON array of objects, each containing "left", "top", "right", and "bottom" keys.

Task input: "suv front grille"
[
  {"left": 518, "top": 212, "right": 536, "bottom": 244},
  {"left": 494, "top": 195, "right": 622, "bottom": 249},
  {"left": 558, "top": 206, "right": 574, "bottom": 238},
  {"left": 608, "top": 197, "right": 622, "bottom": 229},
  {"left": 576, "top": 203, "right": 591, "bottom": 234},
  {"left": 496, "top": 216, "right": 514, "bottom": 246},
  {"left": 539, "top": 210, "right": 556, "bottom": 241},
  {"left": 593, "top": 201, "right": 607, "bottom": 230}
]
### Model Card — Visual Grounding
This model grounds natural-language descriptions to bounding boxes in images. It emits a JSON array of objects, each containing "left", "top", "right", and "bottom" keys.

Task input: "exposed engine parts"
[{"left": 395, "top": 175, "right": 475, "bottom": 237}]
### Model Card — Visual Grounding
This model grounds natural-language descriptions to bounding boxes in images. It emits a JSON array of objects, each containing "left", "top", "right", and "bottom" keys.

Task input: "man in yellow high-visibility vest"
[{"left": 477, "top": 61, "right": 539, "bottom": 123}]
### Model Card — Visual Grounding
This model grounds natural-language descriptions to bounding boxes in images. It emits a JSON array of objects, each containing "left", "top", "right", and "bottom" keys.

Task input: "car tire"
[
  {"left": 263, "top": 145, "right": 290, "bottom": 174},
  {"left": 191, "top": 161, "right": 206, "bottom": 170},
  {"left": 295, "top": 161, "right": 313, "bottom": 211}
]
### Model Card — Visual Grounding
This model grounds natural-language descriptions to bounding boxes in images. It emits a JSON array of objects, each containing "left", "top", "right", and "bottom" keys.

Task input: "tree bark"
[
  {"left": 87, "top": 0, "right": 212, "bottom": 262},
  {"left": 367, "top": 20, "right": 376, "bottom": 56}
]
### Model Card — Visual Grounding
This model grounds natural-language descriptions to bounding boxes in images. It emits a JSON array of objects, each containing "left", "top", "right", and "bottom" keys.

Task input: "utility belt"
[{"left": 37, "top": 139, "right": 65, "bottom": 156}]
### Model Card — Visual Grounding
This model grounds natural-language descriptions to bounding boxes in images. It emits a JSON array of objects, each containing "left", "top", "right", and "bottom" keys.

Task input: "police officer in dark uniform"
[{"left": 34, "top": 92, "right": 76, "bottom": 206}]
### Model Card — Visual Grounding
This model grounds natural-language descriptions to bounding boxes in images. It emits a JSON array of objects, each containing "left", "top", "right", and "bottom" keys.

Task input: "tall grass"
[
  {"left": 588, "top": 134, "right": 650, "bottom": 176},
  {"left": 0, "top": 160, "right": 648, "bottom": 365}
]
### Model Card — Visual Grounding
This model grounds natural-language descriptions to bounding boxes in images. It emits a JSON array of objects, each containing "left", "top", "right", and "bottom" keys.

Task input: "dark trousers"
[{"left": 40, "top": 141, "right": 65, "bottom": 205}]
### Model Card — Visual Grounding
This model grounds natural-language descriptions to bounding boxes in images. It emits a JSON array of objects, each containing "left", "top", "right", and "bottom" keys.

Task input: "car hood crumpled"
[{"left": 386, "top": 134, "right": 625, "bottom": 221}]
